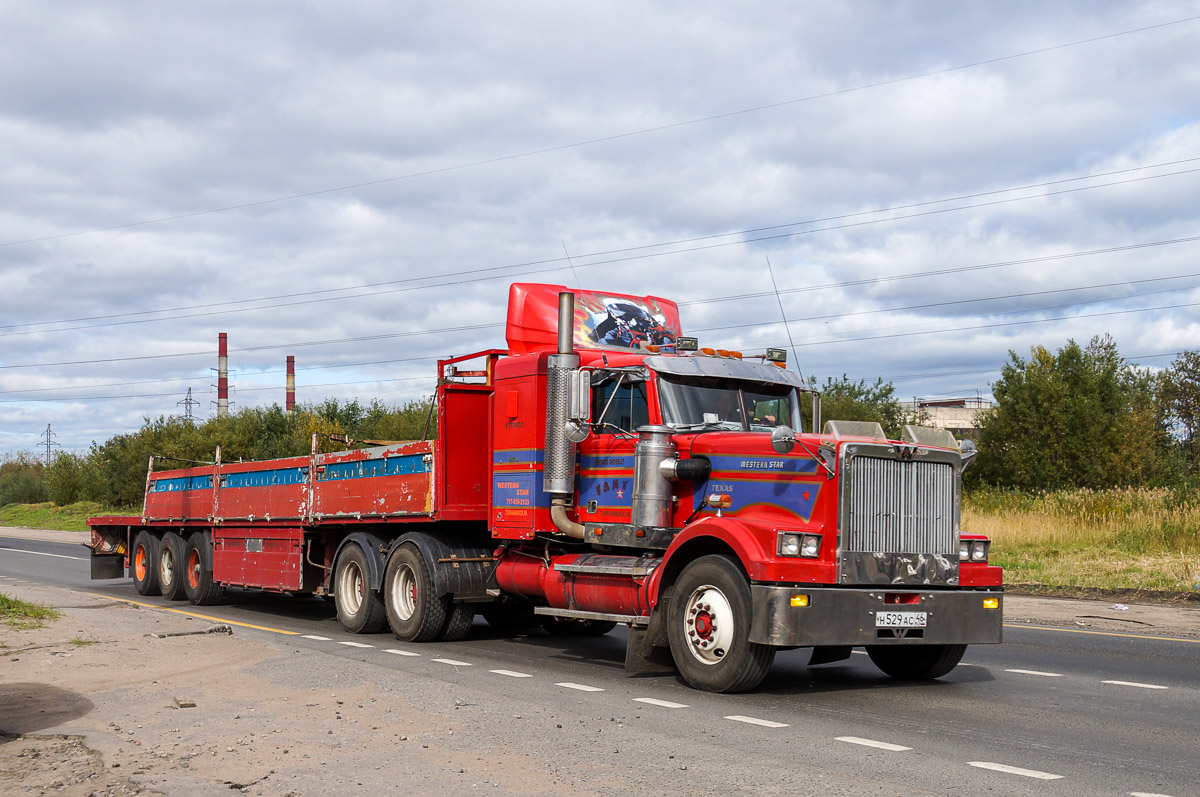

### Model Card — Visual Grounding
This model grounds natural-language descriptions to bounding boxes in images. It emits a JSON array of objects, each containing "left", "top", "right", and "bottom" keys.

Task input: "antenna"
[
  {"left": 39, "top": 424, "right": 60, "bottom": 465},
  {"left": 561, "top": 239, "right": 582, "bottom": 289},
  {"left": 765, "top": 256, "right": 802, "bottom": 380}
]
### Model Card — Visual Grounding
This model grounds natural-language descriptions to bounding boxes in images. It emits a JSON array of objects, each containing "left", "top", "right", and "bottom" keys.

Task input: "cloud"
[{"left": 2, "top": 2, "right": 1199, "bottom": 451}]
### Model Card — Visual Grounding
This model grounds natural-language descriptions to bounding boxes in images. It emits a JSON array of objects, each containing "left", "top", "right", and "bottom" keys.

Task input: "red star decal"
[{"left": 802, "top": 491, "right": 811, "bottom": 501}]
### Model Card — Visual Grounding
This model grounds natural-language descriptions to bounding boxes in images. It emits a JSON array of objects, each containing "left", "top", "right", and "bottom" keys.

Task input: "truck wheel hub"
[{"left": 682, "top": 585, "right": 734, "bottom": 665}]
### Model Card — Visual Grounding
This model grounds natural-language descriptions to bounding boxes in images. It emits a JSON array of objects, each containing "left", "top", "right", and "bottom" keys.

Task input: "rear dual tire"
[
  {"left": 867, "top": 644, "right": 967, "bottom": 680},
  {"left": 131, "top": 531, "right": 160, "bottom": 596}
]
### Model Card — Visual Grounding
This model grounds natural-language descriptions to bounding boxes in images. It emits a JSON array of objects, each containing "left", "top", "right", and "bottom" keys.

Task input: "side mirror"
[
  {"left": 959, "top": 439, "right": 978, "bottom": 470},
  {"left": 770, "top": 425, "right": 796, "bottom": 455}
]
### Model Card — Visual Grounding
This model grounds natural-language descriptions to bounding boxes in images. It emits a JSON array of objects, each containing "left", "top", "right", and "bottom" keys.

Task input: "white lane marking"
[
  {"left": 338, "top": 641, "right": 375, "bottom": 648},
  {"left": 634, "top": 698, "right": 689, "bottom": 709},
  {"left": 1104, "top": 680, "right": 1167, "bottom": 690},
  {"left": 1130, "top": 792, "right": 1177, "bottom": 796},
  {"left": 851, "top": 650, "right": 867, "bottom": 655},
  {"left": 0, "top": 548, "right": 86, "bottom": 561},
  {"left": 432, "top": 658, "right": 471, "bottom": 666},
  {"left": 725, "top": 715, "right": 788, "bottom": 728},
  {"left": 836, "top": 736, "right": 911, "bottom": 752},
  {"left": 1006, "top": 669, "right": 1063, "bottom": 677},
  {"left": 302, "top": 635, "right": 331, "bottom": 641},
  {"left": 384, "top": 648, "right": 420, "bottom": 657},
  {"left": 556, "top": 682, "right": 604, "bottom": 692},
  {"left": 490, "top": 669, "right": 533, "bottom": 678},
  {"left": 968, "top": 762, "right": 1063, "bottom": 780}
]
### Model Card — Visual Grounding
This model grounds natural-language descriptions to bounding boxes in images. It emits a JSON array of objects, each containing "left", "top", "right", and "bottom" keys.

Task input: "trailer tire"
[
  {"left": 182, "top": 532, "right": 225, "bottom": 606},
  {"left": 480, "top": 600, "right": 537, "bottom": 633},
  {"left": 334, "top": 544, "right": 387, "bottom": 634},
  {"left": 438, "top": 603, "right": 475, "bottom": 642},
  {"left": 539, "top": 617, "right": 617, "bottom": 637},
  {"left": 157, "top": 531, "right": 187, "bottom": 601},
  {"left": 867, "top": 644, "right": 967, "bottom": 680},
  {"left": 383, "top": 545, "right": 447, "bottom": 642},
  {"left": 667, "top": 555, "right": 775, "bottom": 693},
  {"left": 131, "top": 531, "right": 161, "bottom": 596}
]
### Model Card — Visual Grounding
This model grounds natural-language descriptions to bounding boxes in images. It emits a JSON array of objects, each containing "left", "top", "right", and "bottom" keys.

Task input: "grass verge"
[
  {"left": 965, "top": 486, "right": 1200, "bottom": 594},
  {"left": 0, "top": 501, "right": 131, "bottom": 532},
  {"left": 1, "top": 592, "right": 60, "bottom": 630}
]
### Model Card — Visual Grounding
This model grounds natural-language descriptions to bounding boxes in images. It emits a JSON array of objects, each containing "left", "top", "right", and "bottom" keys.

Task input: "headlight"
[
  {"left": 960, "top": 539, "right": 989, "bottom": 563},
  {"left": 778, "top": 531, "right": 821, "bottom": 558}
]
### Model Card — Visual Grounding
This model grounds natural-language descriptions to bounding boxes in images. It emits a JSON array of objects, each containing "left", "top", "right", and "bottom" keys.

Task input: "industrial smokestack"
[
  {"left": 286, "top": 355, "right": 295, "bottom": 414},
  {"left": 217, "top": 332, "right": 229, "bottom": 417}
]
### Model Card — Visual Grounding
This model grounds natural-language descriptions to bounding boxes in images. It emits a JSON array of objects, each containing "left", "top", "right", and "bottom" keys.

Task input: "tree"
[
  {"left": 1162, "top": 350, "right": 1200, "bottom": 466},
  {"left": 972, "top": 335, "right": 1167, "bottom": 490},
  {"left": 811, "top": 375, "right": 923, "bottom": 439}
]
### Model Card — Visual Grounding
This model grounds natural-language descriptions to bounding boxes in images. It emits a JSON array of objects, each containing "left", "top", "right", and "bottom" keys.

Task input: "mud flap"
[
  {"left": 624, "top": 626, "right": 677, "bottom": 674},
  {"left": 91, "top": 553, "right": 125, "bottom": 580},
  {"left": 808, "top": 645, "right": 853, "bottom": 666}
]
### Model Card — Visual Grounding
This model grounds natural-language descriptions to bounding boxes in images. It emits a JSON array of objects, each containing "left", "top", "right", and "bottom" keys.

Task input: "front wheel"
[
  {"left": 867, "top": 644, "right": 967, "bottom": 680},
  {"left": 334, "top": 544, "right": 387, "bottom": 634},
  {"left": 667, "top": 555, "right": 775, "bottom": 693}
]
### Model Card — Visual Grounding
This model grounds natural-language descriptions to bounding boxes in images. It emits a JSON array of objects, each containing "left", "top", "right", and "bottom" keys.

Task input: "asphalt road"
[{"left": 3, "top": 535, "right": 1198, "bottom": 797}]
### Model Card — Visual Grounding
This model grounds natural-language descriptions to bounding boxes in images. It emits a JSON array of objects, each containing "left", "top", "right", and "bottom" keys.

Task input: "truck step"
[
  {"left": 552, "top": 554, "right": 660, "bottom": 578},
  {"left": 534, "top": 607, "right": 649, "bottom": 626}
]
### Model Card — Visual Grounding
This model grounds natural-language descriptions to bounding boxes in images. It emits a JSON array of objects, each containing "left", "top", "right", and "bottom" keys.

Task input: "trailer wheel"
[
  {"left": 438, "top": 603, "right": 475, "bottom": 642},
  {"left": 182, "top": 532, "right": 225, "bottom": 606},
  {"left": 480, "top": 600, "right": 537, "bottom": 633},
  {"left": 667, "top": 555, "right": 775, "bottom": 693},
  {"left": 131, "top": 531, "right": 161, "bottom": 596},
  {"left": 383, "top": 545, "right": 448, "bottom": 642},
  {"left": 157, "top": 531, "right": 187, "bottom": 601},
  {"left": 539, "top": 617, "right": 617, "bottom": 637},
  {"left": 334, "top": 544, "right": 386, "bottom": 634},
  {"left": 867, "top": 644, "right": 967, "bottom": 680}
]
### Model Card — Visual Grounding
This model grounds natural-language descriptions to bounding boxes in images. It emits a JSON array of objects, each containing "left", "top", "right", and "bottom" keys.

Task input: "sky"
[{"left": 3, "top": 2, "right": 1200, "bottom": 457}]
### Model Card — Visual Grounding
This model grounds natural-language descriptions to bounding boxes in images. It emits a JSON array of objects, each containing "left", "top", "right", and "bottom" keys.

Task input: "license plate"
[{"left": 875, "top": 611, "right": 927, "bottom": 628}]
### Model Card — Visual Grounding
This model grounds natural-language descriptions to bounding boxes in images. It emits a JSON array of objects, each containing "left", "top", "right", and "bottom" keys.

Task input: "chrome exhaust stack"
[{"left": 544, "top": 291, "right": 585, "bottom": 539}]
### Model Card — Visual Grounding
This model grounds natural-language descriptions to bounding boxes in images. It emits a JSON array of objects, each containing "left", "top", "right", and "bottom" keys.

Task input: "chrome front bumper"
[{"left": 749, "top": 585, "right": 1003, "bottom": 647}]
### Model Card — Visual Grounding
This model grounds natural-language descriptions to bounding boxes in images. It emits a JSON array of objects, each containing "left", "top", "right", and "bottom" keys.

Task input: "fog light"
[
  {"left": 983, "top": 597, "right": 1000, "bottom": 610},
  {"left": 790, "top": 594, "right": 809, "bottom": 607}
]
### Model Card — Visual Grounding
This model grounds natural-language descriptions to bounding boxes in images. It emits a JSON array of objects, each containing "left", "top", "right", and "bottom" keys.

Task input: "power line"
[
  {"left": 3, "top": 14, "right": 1195, "bottom": 252},
  {"left": 5, "top": 155, "right": 1200, "bottom": 337}
]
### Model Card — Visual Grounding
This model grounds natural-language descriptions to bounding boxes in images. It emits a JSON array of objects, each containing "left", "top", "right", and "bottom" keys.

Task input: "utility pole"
[
  {"left": 39, "top": 424, "right": 60, "bottom": 465},
  {"left": 177, "top": 387, "right": 200, "bottom": 423}
]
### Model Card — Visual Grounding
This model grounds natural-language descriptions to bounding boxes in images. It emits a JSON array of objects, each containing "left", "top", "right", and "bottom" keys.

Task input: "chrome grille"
[{"left": 844, "top": 455, "right": 957, "bottom": 555}]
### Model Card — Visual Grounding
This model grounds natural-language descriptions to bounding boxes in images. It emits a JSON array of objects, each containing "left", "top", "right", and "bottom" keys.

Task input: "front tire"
[
  {"left": 867, "top": 644, "right": 967, "bottom": 680},
  {"left": 383, "top": 545, "right": 447, "bottom": 642},
  {"left": 158, "top": 531, "right": 187, "bottom": 601},
  {"left": 131, "top": 531, "right": 160, "bottom": 596},
  {"left": 334, "top": 544, "right": 387, "bottom": 634},
  {"left": 666, "top": 555, "right": 775, "bottom": 693}
]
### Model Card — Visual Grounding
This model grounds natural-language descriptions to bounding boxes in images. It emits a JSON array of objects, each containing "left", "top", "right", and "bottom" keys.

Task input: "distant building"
[{"left": 902, "top": 397, "right": 993, "bottom": 441}]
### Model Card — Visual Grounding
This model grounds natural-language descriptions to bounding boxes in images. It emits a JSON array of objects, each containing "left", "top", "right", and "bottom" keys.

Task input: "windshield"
[{"left": 657, "top": 375, "right": 801, "bottom": 432}]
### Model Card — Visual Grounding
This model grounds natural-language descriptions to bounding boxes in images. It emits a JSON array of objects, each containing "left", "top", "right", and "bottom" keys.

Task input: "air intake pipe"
[{"left": 543, "top": 291, "right": 585, "bottom": 539}]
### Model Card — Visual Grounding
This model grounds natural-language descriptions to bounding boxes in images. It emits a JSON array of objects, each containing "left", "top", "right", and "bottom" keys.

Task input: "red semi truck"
[{"left": 88, "top": 282, "right": 1002, "bottom": 693}]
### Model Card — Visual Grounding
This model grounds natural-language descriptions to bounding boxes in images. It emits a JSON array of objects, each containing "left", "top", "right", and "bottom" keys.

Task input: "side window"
[{"left": 592, "top": 380, "right": 649, "bottom": 433}]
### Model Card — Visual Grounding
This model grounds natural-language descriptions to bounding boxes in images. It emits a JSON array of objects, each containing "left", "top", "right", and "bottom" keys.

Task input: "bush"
[{"left": 0, "top": 453, "right": 48, "bottom": 506}]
